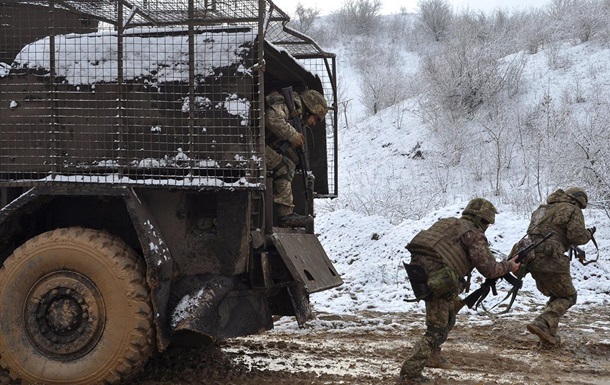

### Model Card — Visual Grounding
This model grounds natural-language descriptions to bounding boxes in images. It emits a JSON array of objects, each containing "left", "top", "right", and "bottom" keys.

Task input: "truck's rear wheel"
[{"left": 0, "top": 227, "right": 154, "bottom": 385}]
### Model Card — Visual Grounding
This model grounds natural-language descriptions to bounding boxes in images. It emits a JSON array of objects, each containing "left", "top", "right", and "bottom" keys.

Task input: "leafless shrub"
[
  {"left": 331, "top": 0, "right": 382, "bottom": 36},
  {"left": 351, "top": 38, "right": 410, "bottom": 115},
  {"left": 417, "top": 0, "right": 453, "bottom": 42},
  {"left": 289, "top": 3, "right": 321, "bottom": 35}
]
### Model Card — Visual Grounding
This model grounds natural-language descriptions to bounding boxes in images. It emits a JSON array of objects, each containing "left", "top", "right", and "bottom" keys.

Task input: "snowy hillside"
[{"left": 309, "top": 16, "right": 610, "bottom": 320}]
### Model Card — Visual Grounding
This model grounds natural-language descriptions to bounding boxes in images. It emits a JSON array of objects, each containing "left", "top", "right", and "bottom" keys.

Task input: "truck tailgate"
[{"left": 270, "top": 232, "right": 343, "bottom": 293}]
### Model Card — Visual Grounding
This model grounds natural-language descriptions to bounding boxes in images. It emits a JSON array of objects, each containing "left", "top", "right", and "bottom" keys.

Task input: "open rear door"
[{"left": 270, "top": 232, "right": 343, "bottom": 293}]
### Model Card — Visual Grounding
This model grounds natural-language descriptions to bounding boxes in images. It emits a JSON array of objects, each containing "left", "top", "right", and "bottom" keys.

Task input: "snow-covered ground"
[{"left": 304, "top": 26, "right": 610, "bottom": 327}]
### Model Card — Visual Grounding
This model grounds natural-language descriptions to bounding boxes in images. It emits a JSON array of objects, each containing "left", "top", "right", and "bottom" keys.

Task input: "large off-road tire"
[{"left": 0, "top": 227, "right": 154, "bottom": 385}]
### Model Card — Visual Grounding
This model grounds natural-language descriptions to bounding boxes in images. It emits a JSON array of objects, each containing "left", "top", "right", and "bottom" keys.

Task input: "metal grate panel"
[{"left": 0, "top": 0, "right": 337, "bottom": 195}]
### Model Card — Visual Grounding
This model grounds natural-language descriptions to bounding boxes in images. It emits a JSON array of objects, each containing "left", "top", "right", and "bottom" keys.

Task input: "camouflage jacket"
[
  {"left": 526, "top": 189, "right": 592, "bottom": 272},
  {"left": 265, "top": 91, "right": 301, "bottom": 151},
  {"left": 408, "top": 217, "right": 512, "bottom": 280}
]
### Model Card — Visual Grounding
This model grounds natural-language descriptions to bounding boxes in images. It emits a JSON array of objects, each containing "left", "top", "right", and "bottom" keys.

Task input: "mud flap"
[
  {"left": 288, "top": 284, "right": 313, "bottom": 327},
  {"left": 270, "top": 232, "right": 343, "bottom": 293},
  {"left": 124, "top": 188, "right": 174, "bottom": 351},
  {"left": 170, "top": 275, "right": 272, "bottom": 339}
]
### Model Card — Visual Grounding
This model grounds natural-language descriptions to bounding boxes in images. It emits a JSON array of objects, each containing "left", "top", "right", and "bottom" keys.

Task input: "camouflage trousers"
[
  {"left": 265, "top": 145, "right": 296, "bottom": 217},
  {"left": 529, "top": 270, "right": 577, "bottom": 335},
  {"left": 400, "top": 295, "right": 457, "bottom": 379}
]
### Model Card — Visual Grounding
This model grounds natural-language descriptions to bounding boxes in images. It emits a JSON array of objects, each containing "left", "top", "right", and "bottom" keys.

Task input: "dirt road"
[{"left": 130, "top": 305, "right": 610, "bottom": 385}]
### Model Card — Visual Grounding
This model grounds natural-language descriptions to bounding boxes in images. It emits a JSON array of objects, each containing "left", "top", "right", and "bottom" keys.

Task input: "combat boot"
[
  {"left": 539, "top": 334, "right": 561, "bottom": 349},
  {"left": 527, "top": 318, "right": 559, "bottom": 346},
  {"left": 425, "top": 348, "right": 452, "bottom": 369},
  {"left": 400, "top": 359, "right": 433, "bottom": 384},
  {"left": 278, "top": 213, "right": 313, "bottom": 228}
]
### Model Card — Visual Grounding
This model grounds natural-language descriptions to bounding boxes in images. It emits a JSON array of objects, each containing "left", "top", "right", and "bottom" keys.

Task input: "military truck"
[{"left": 0, "top": 0, "right": 341, "bottom": 383}]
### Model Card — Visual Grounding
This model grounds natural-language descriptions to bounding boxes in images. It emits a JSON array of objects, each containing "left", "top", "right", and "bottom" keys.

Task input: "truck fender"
[{"left": 123, "top": 188, "right": 174, "bottom": 352}]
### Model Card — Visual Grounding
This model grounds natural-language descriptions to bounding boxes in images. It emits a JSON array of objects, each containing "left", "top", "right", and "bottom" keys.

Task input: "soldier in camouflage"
[
  {"left": 265, "top": 89, "right": 328, "bottom": 227},
  {"left": 399, "top": 198, "right": 520, "bottom": 384},
  {"left": 522, "top": 187, "right": 595, "bottom": 347}
]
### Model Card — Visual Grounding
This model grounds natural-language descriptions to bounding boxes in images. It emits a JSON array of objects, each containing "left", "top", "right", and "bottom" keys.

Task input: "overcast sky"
[{"left": 272, "top": 0, "right": 552, "bottom": 16}]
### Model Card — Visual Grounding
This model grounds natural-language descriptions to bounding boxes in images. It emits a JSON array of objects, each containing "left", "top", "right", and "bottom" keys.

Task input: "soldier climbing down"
[{"left": 265, "top": 88, "right": 328, "bottom": 228}]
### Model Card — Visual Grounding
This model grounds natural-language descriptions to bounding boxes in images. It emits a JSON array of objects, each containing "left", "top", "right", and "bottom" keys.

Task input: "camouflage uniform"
[
  {"left": 523, "top": 188, "right": 593, "bottom": 345},
  {"left": 400, "top": 199, "right": 513, "bottom": 382},
  {"left": 265, "top": 91, "right": 302, "bottom": 217}
]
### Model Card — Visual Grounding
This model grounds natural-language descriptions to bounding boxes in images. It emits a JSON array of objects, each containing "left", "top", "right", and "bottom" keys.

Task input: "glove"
[
  {"left": 291, "top": 132, "right": 304, "bottom": 149},
  {"left": 588, "top": 226, "right": 596, "bottom": 236}
]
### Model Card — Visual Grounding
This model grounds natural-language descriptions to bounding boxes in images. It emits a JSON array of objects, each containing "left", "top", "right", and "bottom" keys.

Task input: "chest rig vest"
[{"left": 407, "top": 217, "right": 477, "bottom": 278}]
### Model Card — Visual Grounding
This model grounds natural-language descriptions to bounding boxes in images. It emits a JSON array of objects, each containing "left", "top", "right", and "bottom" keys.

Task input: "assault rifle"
[
  {"left": 281, "top": 86, "right": 310, "bottom": 200},
  {"left": 458, "top": 232, "right": 553, "bottom": 313}
]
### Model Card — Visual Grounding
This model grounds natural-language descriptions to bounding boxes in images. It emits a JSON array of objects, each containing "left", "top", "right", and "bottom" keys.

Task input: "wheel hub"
[
  {"left": 46, "top": 295, "right": 82, "bottom": 334},
  {"left": 25, "top": 270, "right": 105, "bottom": 360}
]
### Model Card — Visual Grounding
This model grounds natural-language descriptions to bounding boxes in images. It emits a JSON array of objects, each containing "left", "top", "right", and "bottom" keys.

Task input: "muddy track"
[
  {"left": 132, "top": 306, "right": 610, "bottom": 385},
  {"left": 2, "top": 306, "right": 609, "bottom": 385}
]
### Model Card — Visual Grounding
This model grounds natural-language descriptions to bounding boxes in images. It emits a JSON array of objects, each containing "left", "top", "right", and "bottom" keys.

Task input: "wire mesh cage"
[{"left": 0, "top": 0, "right": 337, "bottom": 195}]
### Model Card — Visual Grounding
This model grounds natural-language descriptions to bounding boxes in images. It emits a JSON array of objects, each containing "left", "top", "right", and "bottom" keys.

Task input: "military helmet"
[
  {"left": 462, "top": 198, "right": 498, "bottom": 224},
  {"left": 300, "top": 89, "right": 328, "bottom": 121},
  {"left": 565, "top": 187, "right": 588, "bottom": 209}
]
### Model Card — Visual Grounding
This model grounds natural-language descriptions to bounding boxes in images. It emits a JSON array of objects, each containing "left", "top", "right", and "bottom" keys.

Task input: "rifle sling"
[
  {"left": 481, "top": 285, "right": 520, "bottom": 315},
  {"left": 503, "top": 273, "right": 522, "bottom": 288},
  {"left": 578, "top": 233, "right": 600, "bottom": 266}
]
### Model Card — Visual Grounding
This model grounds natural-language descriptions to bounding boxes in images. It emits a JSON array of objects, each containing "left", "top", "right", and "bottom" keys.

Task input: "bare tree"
[
  {"left": 517, "top": 9, "right": 550, "bottom": 54},
  {"left": 569, "top": 95, "right": 610, "bottom": 216},
  {"left": 351, "top": 39, "right": 410, "bottom": 115},
  {"left": 290, "top": 3, "right": 321, "bottom": 35},
  {"left": 546, "top": 0, "right": 577, "bottom": 19},
  {"left": 332, "top": 0, "right": 382, "bottom": 35},
  {"left": 417, "top": 0, "right": 453, "bottom": 42},
  {"left": 418, "top": 16, "right": 526, "bottom": 119},
  {"left": 570, "top": 0, "right": 605, "bottom": 43},
  {"left": 516, "top": 89, "right": 578, "bottom": 202},
  {"left": 476, "top": 112, "right": 518, "bottom": 195}
]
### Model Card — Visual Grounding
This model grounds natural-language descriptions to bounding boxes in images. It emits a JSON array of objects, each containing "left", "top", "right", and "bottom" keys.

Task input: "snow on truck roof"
[{"left": 14, "top": 26, "right": 257, "bottom": 85}]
